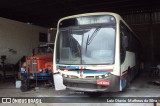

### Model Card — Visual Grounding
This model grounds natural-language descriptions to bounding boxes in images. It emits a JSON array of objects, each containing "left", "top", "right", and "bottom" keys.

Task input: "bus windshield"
[
  {"left": 56, "top": 25, "right": 115, "bottom": 65},
  {"left": 56, "top": 15, "right": 116, "bottom": 65}
]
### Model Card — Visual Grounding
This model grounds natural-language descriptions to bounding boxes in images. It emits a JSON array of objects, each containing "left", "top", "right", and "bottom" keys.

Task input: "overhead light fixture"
[
  {"left": 49, "top": 28, "right": 56, "bottom": 30},
  {"left": 27, "top": 22, "right": 33, "bottom": 25}
]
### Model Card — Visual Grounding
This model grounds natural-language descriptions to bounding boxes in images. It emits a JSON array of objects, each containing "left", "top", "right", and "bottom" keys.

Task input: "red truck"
[{"left": 20, "top": 43, "right": 54, "bottom": 92}]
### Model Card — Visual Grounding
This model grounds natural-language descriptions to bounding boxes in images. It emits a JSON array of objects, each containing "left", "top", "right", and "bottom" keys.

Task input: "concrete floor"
[{"left": 0, "top": 72, "right": 159, "bottom": 106}]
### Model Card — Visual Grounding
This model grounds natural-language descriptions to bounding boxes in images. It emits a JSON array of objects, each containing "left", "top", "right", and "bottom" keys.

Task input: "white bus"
[{"left": 53, "top": 12, "right": 141, "bottom": 94}]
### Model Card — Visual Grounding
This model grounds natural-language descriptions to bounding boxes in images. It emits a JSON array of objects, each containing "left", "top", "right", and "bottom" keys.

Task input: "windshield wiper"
[
  {"left": 85, "top": 27, "right": 101, "bottom": 54},
  {"left": 87, "top": 27, "right": 101, "bottom": 45}
]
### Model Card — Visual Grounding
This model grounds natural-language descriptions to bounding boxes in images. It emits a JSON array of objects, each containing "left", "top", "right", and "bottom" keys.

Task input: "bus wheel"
[{"left": 85, "top": 92, "right": 103, "bottom": 98}]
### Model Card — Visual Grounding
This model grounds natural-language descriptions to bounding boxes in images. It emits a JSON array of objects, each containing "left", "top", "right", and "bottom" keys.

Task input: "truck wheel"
[
  {"left": 20, "top": 84, "right": 28, "bottom": 92},
  {"left": 48, "top": 77, "right": 54, "bottom": 87},
  {"left": 20, "top": 78, "right": 29, "bottom": 92}
]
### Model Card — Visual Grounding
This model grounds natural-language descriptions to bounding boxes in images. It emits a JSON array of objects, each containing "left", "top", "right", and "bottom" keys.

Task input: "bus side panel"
[{"left": 120, "top": 51, "right": 135, "bottom": 90}]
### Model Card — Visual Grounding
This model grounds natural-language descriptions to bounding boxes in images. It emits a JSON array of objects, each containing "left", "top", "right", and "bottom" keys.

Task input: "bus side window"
[
  {"left": 120, "top": 31, "right": 126, "bottom": 63},
  {"left": 120, "top": 21, "right": 130, "bottom": 64},
  {"left": 121, "top": 32, "right": 128, "bottom": 50}
]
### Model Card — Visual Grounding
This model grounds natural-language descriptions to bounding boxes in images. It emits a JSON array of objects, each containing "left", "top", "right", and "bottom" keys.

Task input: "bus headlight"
[
  {"left": 62, "top": 74, "right": 67, "bottom": 77},
  {"left": 108, "top": 72, "right": 111, "bottom": 76},
  {"left": 101, "top": 75, "right": 106, "bottom": 78},
  {"left": 96, "top": 76, "right": 99, "bottom": 79},
  {"left": 96, "top": 73, "right": 111, "bottom": 79},
  {"left": 105, "top": 72, "right": 111, "bottom": 77}
]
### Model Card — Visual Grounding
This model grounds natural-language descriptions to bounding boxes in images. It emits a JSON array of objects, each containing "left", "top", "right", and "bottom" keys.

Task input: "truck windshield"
[
  {"left": 56, "top": 25, "right": 115, "bottom": 65},
  {"left": 34, "top": 44, "right": 54, "bottom": 55}
]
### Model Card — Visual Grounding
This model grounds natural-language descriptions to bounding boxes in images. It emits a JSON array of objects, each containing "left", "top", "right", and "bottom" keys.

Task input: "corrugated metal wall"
[
  {"left": 123, "top": 12, "right": 160, "bottom": 24},
  {"left": 122, "top": 12, "right": 160, "bottom": 64}
]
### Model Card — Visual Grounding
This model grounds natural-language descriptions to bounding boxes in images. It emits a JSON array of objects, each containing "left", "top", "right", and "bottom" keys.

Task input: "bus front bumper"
[{"left": 63, "top": 74, "right": 120, "bottom": 92}]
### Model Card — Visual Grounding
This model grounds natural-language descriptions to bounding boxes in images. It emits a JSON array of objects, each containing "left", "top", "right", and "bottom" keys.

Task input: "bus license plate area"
[
  {"left": 97, "top": 80, "right": 110, "bottom": 86},
  {"left": 65, "top": 83, "right": 95, "bottom": 89}
]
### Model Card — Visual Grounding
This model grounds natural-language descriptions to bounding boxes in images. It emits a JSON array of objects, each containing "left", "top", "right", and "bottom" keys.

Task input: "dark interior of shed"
[{"left": 0, "top": 0, "right": 160, "bottom": 70}]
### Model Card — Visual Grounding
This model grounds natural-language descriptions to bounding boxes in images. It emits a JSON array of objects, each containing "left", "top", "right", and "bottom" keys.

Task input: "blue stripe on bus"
[
  {"left": 57, "top": 65, "right": 79, "bottom": 70},
  {"left": 83, "top": 70, "right": 108, "bottom": 74},
  {"left": 120, "top": 71, "right": 127, "bottom": 90},
  {"left": 120, "top": 77, "right": 127, "bottom": 89},
  {"left": 76, "top": 70, "right": 109, "bottom": 74},
  {"left": 57, "top": 65, "right": 110, "bottom": 75},
  {"left": 57, "top": 65, "right": 112, "bottom": 71}
]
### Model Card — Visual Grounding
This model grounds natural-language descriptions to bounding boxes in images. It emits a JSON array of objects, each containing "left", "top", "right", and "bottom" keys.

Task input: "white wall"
[{"left": 0, "top": 17, "right": 48, "bottom": 64}]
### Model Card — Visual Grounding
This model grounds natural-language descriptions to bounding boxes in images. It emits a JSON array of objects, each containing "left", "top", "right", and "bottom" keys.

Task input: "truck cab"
[
  {"left": 26, "top": 43, "right": 54, "bottom": 74},
  {"left": 20, "top": 43, "right": 54, "bottom": 92}
]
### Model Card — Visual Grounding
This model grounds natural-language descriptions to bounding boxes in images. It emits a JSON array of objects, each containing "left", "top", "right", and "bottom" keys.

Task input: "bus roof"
[
  {"left": 58, "top": 12, "right": 121, "bottom": 23},
  {"left": 58, "top": 12, "right": 129, "bottom": 30}
]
